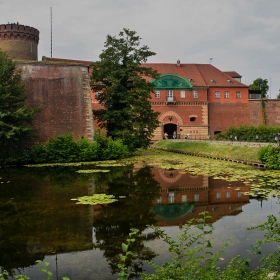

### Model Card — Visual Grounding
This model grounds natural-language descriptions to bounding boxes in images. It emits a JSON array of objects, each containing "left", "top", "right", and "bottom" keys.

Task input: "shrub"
[{"left": 258, "top": 145, "right": 280, "bottom": 169}]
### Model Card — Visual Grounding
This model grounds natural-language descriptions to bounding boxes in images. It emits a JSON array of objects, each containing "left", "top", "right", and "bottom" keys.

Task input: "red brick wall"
[
  {"left": 209, "top": 102, "right": 251, "bottom": 136},
  {"left": 248, "top": 100, "right": 263, "bottom": 126},
  {"left": 18, "top": 62, "right": 94, "bottom": 143},
  {"left": 265, "top": 100, "right": 280, "bottom": 126}
]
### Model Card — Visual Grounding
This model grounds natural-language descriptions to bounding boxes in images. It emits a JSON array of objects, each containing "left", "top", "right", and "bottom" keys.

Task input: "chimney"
[{"left": 177, "top": 59, "right": 180, "bottom": 67}]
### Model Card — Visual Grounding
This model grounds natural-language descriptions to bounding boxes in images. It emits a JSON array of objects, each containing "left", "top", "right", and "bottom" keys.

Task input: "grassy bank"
[{"left": 153, "top": 140, "right": 261, "bottom": 162}]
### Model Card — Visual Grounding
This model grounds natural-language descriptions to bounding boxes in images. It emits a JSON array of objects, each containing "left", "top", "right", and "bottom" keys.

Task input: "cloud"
[{"left": 1, "top": 0, "right": 280, "bottom": 97}]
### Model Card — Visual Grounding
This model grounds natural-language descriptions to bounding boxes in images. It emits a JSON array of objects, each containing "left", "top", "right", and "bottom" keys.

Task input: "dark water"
[{"left": 0, "top": 163, "right": 279, "bottom": 279}]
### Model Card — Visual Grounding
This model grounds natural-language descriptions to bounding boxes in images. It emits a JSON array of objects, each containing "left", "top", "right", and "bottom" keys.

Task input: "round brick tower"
[{"left": 0, "top": 23, "right": 39, "bottom": 60}]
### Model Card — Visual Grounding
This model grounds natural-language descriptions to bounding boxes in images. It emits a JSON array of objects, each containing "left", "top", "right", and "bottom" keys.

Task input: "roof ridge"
[{"left": 195, "top": 64, "right": 207, "bottom": 86}]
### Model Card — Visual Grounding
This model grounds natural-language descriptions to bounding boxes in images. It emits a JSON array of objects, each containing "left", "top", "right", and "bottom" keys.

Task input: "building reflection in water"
[
  {"left": 151, "top": 168, "right": 249, "bottom": 226},
  {"left": 0, "top": 164, "right": 250, "bottom": 278}
]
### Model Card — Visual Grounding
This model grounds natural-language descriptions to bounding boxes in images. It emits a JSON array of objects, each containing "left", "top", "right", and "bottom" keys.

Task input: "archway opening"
[{"left": 164, "top": 123, "right": 177, "bottom": 139}]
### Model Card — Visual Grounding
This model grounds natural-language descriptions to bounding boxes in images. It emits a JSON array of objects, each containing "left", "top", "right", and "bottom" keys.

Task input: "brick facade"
[
  {"left": 18, "top": 62, "right": 94, "bottom": 143},
  {"left": 0, "top": 23, "right": 39, "bottom": 60}
]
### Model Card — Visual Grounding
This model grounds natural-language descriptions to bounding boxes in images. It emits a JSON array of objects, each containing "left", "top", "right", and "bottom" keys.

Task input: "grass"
[{"left": 153, "top": 140, "right": 261, "bottom": 162}]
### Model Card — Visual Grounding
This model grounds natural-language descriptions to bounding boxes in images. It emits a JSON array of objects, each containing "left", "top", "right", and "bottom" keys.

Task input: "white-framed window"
[
  {"left": 226, "top": 192, "right": 230, "bottom": 199},
  {"left": 168, "top": 192, "right": 175, "bottom": 204},
  {"left": 182, "top": 195, "right": 187, "bottom": 203},
  {"left": 194, "top": 194, "right": 199, "bottom": 202},
  {"left": 237, "top": 191, "right": 242, "bottom": 198},
  {"left": 155, "top": 90, "right": 160, "bottom": 98},
  {"left": 95, "top": 91, "right": 100, "bottom": 99},
  {"left": 236, "top": 91, "right": 241, "bottom": 99},
  {"left": 167, "top": 90, "right": 173, "bottom": 101},
  {"left": 224, "top": 91, "right": 229, "bottom": 99},
  {"left": 157, "top": 196, "right": 162, "bottom": 204},
  {"left": 180, "top": 90, "right": 186, "bottom": 98},
  {"left": 193, "top": 90, "right": 198, "bottom": 98},
  {"left": 216, "top": 192, "right": 221, "bottom": 200},
  {"left": 215, "top": 91, "right": 220, "bottom": 99}
]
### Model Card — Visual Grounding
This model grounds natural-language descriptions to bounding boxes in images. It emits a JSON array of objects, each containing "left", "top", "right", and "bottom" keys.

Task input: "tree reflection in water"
[{"left": 92, "top": 165, "right": 161, "bottom": 277}]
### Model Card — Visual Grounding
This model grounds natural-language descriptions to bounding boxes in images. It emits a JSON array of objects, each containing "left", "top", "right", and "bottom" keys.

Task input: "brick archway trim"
[{"left": 159, "top": 111, "right": 184, "bottom": 125}]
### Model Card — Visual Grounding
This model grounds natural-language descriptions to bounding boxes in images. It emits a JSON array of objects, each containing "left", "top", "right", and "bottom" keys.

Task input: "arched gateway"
[{"left": 150, "top": 72, "right": 209, "bottom": 141}]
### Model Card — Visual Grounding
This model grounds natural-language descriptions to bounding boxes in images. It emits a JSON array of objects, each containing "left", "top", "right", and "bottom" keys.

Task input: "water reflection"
[{"left": 0, "top": 163, "right": 272, "bottom": 279}]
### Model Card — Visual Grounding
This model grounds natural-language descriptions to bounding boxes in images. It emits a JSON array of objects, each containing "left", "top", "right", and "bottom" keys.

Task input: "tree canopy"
[
  {"left": 0, "top": 50, "right": 37, "bottom": 158},
  {"left": 90, "top": 28, "right": 160, "bottom": 152},
  {"left": 249, "top": 78, "right": 269, "bottom": 98}
]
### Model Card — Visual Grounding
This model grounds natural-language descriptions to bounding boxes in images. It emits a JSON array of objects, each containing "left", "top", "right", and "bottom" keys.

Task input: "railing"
[{"left": 166, "top": 97, "right": 176, "bottom": 102}]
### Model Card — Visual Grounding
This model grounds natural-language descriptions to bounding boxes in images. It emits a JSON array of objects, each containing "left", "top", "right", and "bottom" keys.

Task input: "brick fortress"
[{"left": 1, "top": 23, "right": 280, "bottom": 143}]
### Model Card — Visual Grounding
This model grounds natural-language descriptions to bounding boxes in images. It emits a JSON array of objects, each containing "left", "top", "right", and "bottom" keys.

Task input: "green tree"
[
  {"left": 249, "top": 78, "right": 269, "bottom": 98},
  {"left": 90, "top": 28, "right": 160, "bottom": 152},
  {"left": 0, "top": 50, "right": 37, "bottom": 159}
]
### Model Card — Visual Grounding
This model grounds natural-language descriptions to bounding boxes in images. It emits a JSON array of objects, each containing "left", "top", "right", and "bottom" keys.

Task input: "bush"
[
  {"left": 118, "top": 212, "right": 280, "bottom": 280},
  {"left": 0, "top": 133, "right": 131, "bottom": 166},
  {"left": 214, "top": 125, "right": 280, "bottom": 143},
  {"left": 258, "top": 145, "right": 280, "bottom": 169}
]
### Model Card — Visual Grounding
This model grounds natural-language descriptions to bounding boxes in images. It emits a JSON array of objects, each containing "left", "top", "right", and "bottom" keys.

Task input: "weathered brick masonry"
[
  {"left": 209, "top": 102, "right": 251, "bottom": 135},
  {"left": 248, "top": 99, "right": 280, "bottom": 127},
  {"left": 0, "top": 24, "right": 39, "bottom": 60},
  {"left": 18, "top": 62, "right": 94, "bottom": 143}
]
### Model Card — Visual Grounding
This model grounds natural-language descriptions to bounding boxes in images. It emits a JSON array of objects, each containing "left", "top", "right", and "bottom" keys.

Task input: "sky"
[{"left": 1, "top": 0, "right": 280, "bottom": 98}]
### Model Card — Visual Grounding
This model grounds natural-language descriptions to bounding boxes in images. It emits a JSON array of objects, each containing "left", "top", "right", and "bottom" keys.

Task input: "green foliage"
[
  {"left": 258, "top": 145, "right": 280, "bottom": 169},
  {"left": 249, "top": 78, "right": 269, "bottom": 98},
  {"left": 0, "top": 50, "right": 37, "bottom": 159},
  {"left": 117, "top": 212, "right": 280, "bottom": 280},
  {"left": 214, "top": 124, "right": 280, "bottom": 143},
  {"left": 0, "top": 260, "right": 70, "bottom": 280},
  {"left": 91, "top": 28, "right": 160, "bottom": 152},
  {"left": 0, "top": 133, "right": 130, "bottom": 165},
  {"left": 249, "top": 78, "right": 269, "bottom": 124},
  {"left": 117, "top": 229, "right": 139, "bottom": 280}
]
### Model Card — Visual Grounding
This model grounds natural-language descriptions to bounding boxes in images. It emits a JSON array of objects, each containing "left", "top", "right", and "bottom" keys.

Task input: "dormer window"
[
  {"left": 210, "top": 79, "right": 215, "bottom": 83},
  {"left": 227, "top": 79, "right": 233, "bottom": 84}
]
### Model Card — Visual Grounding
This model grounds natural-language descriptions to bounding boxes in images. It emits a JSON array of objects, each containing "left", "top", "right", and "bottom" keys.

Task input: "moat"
[{"left": 0, "top": 152, "right": 279, "bottom": 279}]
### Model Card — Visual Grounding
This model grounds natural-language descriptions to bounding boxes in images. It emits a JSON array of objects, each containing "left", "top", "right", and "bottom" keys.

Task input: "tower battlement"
[{"left": 0, "top": 23, "right": 39, "bottom": 60}]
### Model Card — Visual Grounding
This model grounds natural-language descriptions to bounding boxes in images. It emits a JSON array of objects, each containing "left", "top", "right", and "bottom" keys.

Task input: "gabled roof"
[
  {"left": 45, "top": 58, "right": 248, "bottom": 88},
  {"left": 143, "top": 63, "right": 248, "bottom": 88}
]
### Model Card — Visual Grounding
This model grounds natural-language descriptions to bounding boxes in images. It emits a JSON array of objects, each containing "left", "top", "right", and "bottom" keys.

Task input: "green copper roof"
[
  {"left": 151, "top": 203, "right": 194, "bottom": 220},
  {"left": 150, "top": 73, "right": 193, "bottom": 90}
]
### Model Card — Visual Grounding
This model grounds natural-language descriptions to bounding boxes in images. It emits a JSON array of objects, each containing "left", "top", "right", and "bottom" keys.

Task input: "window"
[
  {"left": 180, "top": 90, "right": 185, "bottom": 98},
  {"left": 167, "top": 90, "right": 173, "bottom": 101},
  {"left": 236, "top": 91, "right": 241, "bottom": 99},
  {"left": 237, "top": 191, "right": 242, "bottom": 198},
  {"left": 168, "top": 192, "right": 175, "bottom": 204},
  {"left": 215, "top": 91, "right": 220, "bottom": 99},
  {"left": 157, "top": 196, "right": 162, "bottom": 204},
  {"left": 226, "top": 192, "right": 230, "bottom": 199},
  {"left": 193, "top": 90, "right": 198, "bottom": 98},
  {"left": 190, "top": 117, "right": 196, "bottom": 122},
  {"left": 194, "top": 194, "right": 199, "bottom": 202},
  {"left": 155, "top": 90, "right": 160, "bottom": 98},
  {"left": 182, "top": 195, "right": 187, "bottom": 203},
  {"left": 216, "top": 192, "right": 221, "bottom": 200},
  {"left": 224, "top": 91, "right": 229, "bottom": 99}
]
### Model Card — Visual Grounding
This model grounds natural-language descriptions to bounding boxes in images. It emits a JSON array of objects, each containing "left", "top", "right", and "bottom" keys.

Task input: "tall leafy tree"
[
  {"left": 249, "top": 78, "right": 269, "bottom": 98},
  {"left": 91, "top": 28, "right": 160, "bottom": 152},
  {"left": 0, "top": 50, "right": 37, "bottom": 158}
]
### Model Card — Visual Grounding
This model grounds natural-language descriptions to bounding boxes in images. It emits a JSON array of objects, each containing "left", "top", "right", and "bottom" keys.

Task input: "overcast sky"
[{"left": 1, "top": 0, "right": 280, "bottom": 97}]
